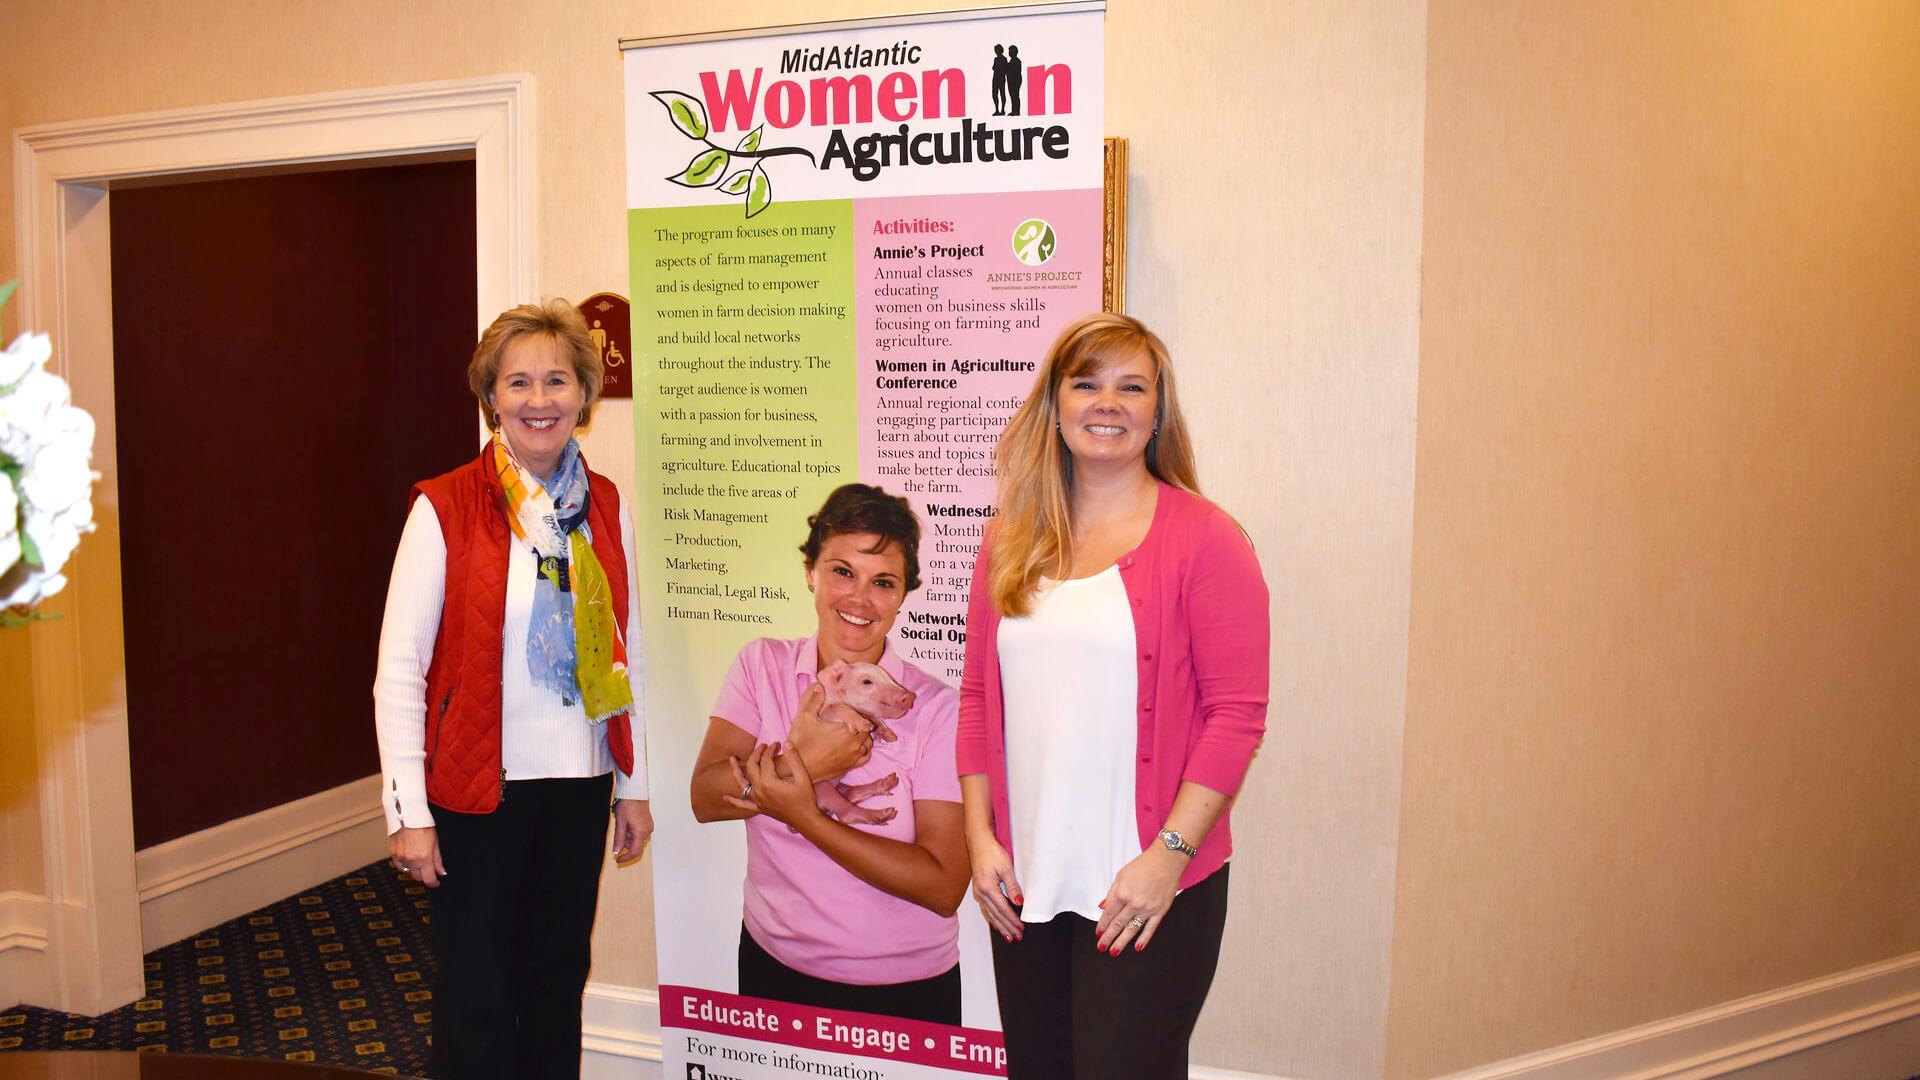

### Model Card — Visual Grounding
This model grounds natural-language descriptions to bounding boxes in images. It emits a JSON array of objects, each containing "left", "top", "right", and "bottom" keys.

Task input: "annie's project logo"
[{"left": 1011, "top": 218, "right": 1056, "bottom": 265}]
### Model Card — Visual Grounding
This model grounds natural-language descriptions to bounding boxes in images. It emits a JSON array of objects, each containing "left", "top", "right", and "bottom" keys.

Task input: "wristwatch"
[{"left": 1158, "top": 829, "right": 1198, "bottom": 858}]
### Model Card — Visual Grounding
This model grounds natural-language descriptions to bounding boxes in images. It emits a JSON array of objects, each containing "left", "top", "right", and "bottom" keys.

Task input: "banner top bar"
[{"left": 618, "top": 0, "right": 1104, "bottom": 51}]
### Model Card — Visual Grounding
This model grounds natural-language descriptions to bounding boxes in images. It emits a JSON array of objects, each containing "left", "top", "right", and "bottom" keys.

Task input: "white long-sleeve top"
[{"left": 373, "top": 490, "right": 649, "bottom": 834}]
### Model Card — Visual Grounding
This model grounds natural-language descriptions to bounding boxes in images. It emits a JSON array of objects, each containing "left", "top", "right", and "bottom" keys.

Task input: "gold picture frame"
[{"left": 1103, "top": 136, "right": 1128, "bottom": 314}]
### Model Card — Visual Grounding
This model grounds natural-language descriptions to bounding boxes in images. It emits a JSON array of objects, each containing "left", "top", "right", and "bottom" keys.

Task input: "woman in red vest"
[{"left": 373, "top": 299, "right": 651, "bottom": 1080}]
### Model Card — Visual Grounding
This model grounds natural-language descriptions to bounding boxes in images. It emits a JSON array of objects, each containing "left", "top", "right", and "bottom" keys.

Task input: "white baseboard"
[
  {"left": 135, "top": 774, "right": 389, "bottom": 951},
  {"left": 1444, "top": 950, "right": 1920, "bottom": 1080},
  {"left": 583, "top": 982, "right": 663, "bottom": 1079},
  {"left": 0, "top": 891, "right": 52, "bottom": 1009}
]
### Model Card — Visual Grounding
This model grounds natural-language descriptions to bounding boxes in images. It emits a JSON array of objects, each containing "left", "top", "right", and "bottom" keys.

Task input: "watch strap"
[{"left": 1159, "top": 829, "right": 1198, "bottom": 857}]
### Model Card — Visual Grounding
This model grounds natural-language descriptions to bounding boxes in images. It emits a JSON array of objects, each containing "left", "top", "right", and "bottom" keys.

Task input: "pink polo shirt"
[{"left": 712, "top": 635, "right": 961, "bottom": 985}]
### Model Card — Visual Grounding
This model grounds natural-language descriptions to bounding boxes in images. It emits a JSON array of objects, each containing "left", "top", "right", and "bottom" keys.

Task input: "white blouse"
[
  {"left": 372, "top": 491, "right": 649, "bottom": 834},
  {"left": 996, "top": 565, "right": 1140, "bottom": 923}
]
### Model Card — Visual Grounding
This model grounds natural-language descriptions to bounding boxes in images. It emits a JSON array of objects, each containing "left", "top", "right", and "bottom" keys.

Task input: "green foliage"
[
  {"left": 746, "top": 165, "right": 772, "bottom": 219},
  {"left": 671, "top": 148, "right": 731, "bottom": 188},
  {"left": 650, "top": 91, "right": 709, "bottom": 140}
]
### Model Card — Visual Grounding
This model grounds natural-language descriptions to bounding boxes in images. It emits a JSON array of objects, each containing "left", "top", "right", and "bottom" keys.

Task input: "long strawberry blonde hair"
[{"left": 987, "top": 313, "right": 1199, "bottom": 616}]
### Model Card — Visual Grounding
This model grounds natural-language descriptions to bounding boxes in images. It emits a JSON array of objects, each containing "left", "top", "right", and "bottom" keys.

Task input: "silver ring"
[
  {"left": 1127, "top": 916, "right": 1146, "bottom": 928},
  {"left": 741, "top": 782, "right": 753, "bottom": 799}
]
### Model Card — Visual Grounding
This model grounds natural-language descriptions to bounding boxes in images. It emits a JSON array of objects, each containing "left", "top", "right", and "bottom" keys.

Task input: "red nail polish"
[
  {"left": 1134, "top": 942, "right": 1144, "bottom": 953},
  {"left": 1110, "top": 946, "right": 1121, "bottom": 957}
]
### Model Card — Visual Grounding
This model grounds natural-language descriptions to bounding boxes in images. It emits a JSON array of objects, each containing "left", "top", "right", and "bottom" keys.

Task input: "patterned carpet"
[{"left": 0, "top": 861, "right": 432, "bottom": 1076}]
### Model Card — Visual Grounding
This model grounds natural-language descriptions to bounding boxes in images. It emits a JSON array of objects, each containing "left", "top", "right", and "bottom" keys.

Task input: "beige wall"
[
  {"left": 1108, "top": 2, "right": 1428, "bottom": 1075},
  {"left": 1, "top": 1, "right": 1424, "bottom": 1073},
  {"left": 7, "top": 1, "right": 1915, "bottom": 1076},
  {"left": 1387, "top": 3, "right": 1920, "bottom": 1077}
]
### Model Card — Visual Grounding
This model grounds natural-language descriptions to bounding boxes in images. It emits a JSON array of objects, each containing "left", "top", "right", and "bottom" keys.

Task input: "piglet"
[{"left": 811, "top": 659, "right": 913, "bottom": 825}]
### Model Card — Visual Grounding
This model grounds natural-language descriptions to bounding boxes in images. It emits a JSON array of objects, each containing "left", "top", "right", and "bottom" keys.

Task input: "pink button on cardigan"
[{"left": 956, "top": 483, "right": 1270, "bottom": 891}]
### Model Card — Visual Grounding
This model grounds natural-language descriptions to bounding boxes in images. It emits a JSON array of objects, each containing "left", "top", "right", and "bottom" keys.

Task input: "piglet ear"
[{"left": 817, "top": 659, "right": 848, "bottom": 693}]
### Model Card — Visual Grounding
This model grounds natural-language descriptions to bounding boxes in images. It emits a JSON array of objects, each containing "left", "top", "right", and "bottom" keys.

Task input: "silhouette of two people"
[{"left": 992, "top": 44, "right": 1023, "bottom": 116}]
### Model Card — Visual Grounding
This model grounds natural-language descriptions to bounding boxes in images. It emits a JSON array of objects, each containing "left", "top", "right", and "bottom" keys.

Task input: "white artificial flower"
[
  {"left": 0, "top": 370, "right": 70, "bottom": 465},
  {"left": 0, "top": 332, "right": 51, "bottom": 388},
  {"left": 0, "top": 329, "right": 96, "bottom": 615},
  {"left": 1, "top": 562, "right": 66, "bottom": 609},
  {"left": 19, "top": 410, "right": 95, "bottom": 514},
  {"left": 0, "top": 474, "right": 18, "bottom": 578}
]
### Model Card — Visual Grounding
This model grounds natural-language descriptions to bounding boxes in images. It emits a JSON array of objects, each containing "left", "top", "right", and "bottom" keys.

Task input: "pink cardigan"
[{"left": 956, "top": 483, "right": 1269, "bottom": 891}]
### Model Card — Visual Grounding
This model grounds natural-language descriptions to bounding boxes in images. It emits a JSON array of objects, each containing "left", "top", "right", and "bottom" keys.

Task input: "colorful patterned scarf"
[{"left": 491, "top": 434, "right": 634, "bottom": 724}]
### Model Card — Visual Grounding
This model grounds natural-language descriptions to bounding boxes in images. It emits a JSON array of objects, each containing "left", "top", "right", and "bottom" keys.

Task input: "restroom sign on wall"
[{"left": 578, "top": 292, "right": 632, "bottom": 399}]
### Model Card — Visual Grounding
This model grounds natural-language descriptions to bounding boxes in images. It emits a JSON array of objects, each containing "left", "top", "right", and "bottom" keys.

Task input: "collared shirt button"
[
  {"left": 1132, "top": 597, "right": 1143, "bottom": 608},
  {"left": 1143, "top": 703, "right": 1153, "bottom": 712},
  {"left": 1142, "top": 653, "right": 1153, "bottom": 662}
]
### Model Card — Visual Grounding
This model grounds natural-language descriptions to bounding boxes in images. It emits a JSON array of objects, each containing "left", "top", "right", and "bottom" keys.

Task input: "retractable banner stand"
[{"left": 623, "top": 4, "right": 1104, "bottom": 1078}]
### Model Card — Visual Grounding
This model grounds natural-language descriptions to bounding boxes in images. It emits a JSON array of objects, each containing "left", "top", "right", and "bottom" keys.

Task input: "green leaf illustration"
[
  {"left": 736, "top": 126, "right": 764, "bottom": 153},
  {"left": 0, "top": 279, "right": 16, "bottom": 342},
  {"left": 719, "top": 171, "right": 752, "bottom": 195},
  {"left": 668, "top": 149, "right": 731, "bottom": 188},
  {"left": 745, "top": 164, "right": 772, "bottom": 219},
  {"left": 650, "top": 91, "right": 709, "bottom": 140}
]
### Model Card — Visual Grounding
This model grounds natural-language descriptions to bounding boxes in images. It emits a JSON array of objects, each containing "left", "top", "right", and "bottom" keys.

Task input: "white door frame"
[{"left": 9, "top": 74, "right": 535, "bottom": 1014}]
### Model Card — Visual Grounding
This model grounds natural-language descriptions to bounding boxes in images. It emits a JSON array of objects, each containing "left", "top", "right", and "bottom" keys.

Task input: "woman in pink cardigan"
[{"left": 958, "top": 313, "right": 1269, "bottom": 1078}]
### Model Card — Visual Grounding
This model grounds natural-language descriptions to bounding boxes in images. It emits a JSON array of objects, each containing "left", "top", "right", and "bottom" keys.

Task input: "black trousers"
[
  {"left": 738, "top": 924, "right": 962, "bottom": 1025},
  {"left": 427, "top": 774, "right": 612, "bottom": 1080},
  {"left": 989, "top": 865, "right": 1230, "bottom": 1080}
]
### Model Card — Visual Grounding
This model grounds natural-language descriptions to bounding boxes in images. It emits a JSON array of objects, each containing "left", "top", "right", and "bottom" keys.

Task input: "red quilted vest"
[{"left": 411, "top": 447, "right": 636, "bottom": 814}]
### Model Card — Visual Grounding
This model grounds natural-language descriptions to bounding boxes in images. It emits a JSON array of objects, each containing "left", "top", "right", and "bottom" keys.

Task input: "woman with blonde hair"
[
  {"left": 957, "top": 312, "right": 1268, "bottom": 1078},
  {"left": 374, "top": 299, "right": 651, "bottom": 1078}
]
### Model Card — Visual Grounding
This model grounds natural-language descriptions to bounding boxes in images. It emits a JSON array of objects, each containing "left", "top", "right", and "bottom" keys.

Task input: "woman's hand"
[
  {"left": 785, "top": 682, "right": 874, "bottom": 780},
  {"left": 1094, "top": 846, "right": 1185, "bottom": 954},
  {"left": 612, "top": 799, "right": 654, "bottom": 864},
  {"left": 389, "top": 826, "right": 446, "bottom": 888},
  {"left": 967, "top": 831, "right": 1026, "bottom": 943},
  {"left": 725, "top": 743, "right": 824, "bottom": 830}
]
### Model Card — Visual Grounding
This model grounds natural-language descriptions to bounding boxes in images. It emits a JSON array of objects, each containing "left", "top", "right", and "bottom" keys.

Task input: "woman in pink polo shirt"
[
  {"left": 691, "top": 484, "right": 971, "bottom": 1024},
  {"left": 958, "top": 313, "right": 1270, "bottom": 1078}
]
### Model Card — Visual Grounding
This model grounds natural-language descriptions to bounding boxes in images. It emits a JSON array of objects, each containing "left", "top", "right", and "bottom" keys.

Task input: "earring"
[{"left": 491, "top": 411, "right": 500, "bottom": 427}]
